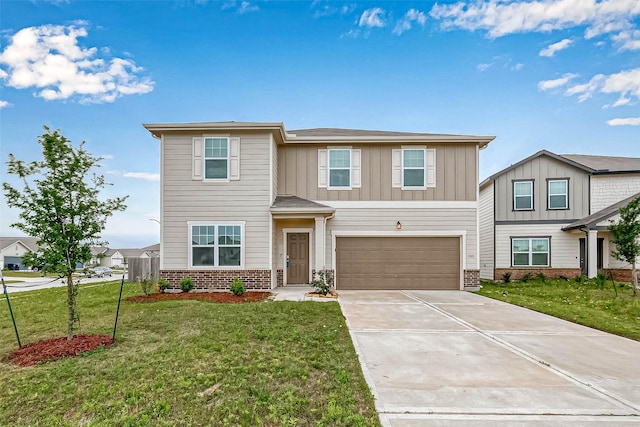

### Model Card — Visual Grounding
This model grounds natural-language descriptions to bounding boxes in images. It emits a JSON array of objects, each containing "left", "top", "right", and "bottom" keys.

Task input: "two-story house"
[
  {"left": 480, "top": 150, "right": 640, "bottom": 282},
  {"left": 144, "top": 122, "right": 494, "bottom": 291}
]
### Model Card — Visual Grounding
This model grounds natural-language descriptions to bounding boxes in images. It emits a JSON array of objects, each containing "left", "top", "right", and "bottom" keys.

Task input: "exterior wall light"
[{"left": 396, "top": 221, "right": 402, "bottom": 230}]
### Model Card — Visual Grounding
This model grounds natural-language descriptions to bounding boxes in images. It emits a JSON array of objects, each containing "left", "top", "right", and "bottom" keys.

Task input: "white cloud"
[
  {"left": 540, "top": 38, "right": 573, "bottom": 57},
  {"left": 477, "top": 63, "right": 492, "bottom": 72},
  {"left": 538, "top": 73, "right": 579, "bottom": 90},
  {"left": 430, "top": 0, "right": 640, "bottom": 43},
  {"left": 393, "top": 9, "right": 427, "bottom": 35},
  {"left": 607, "top": 117, "right": 640, "bottom": 126},
  {"left": 359, "top": 8, "right": 385, "bottom": 28},
  {"left": 612, "top": 30, "right": 640, "bottom": 51},
  {"left": 122, "top": 172, "right": 160, "bottom": 182},
  {"left": 512, "top": 63, "right": 524, "bottom": 71},
  {"left": 565, "top": 67, "right": 640, "bottom": 104},
  {"left": 0, "top": 24, "right": 154, "bottom": 103},
  {"left": 0, "top": 100, "right": 11, "bottom": 108},
  {"left": 221, "top": 0, "right": 258, "bottom": 14}
]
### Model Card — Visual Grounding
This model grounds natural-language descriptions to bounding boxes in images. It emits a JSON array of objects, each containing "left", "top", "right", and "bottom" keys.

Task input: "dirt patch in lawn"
[
  {"left": 4, "top": 334, "right": 114, "bottom": 367},
  {"left": 125, "top": 291, "right": 272, "bottom": 304}
]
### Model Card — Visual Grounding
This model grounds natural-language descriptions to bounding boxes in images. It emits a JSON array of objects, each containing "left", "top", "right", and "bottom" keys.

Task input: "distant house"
[
  {"left": 480, "top": 150, "right": 640, "bottom": 282},
  {"left": 0, "top": 237, "right": 40, "bottom": 270},
  {"left": 89, "top": 246, "right": 109, "bottom": 266},
  {"left": 144, "top": 121, "right": 494, "bottom": 291}
]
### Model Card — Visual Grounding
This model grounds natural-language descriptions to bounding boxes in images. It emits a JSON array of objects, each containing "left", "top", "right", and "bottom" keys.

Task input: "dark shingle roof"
[
  {"left": 561, "top": 154, "right": 640, "bottom": 173},
  {"left": 270, "top": 196, "right": 334, "bottom": 213},
  {"left": 562, "top": 192, "right": 640, "bottom": 231}
]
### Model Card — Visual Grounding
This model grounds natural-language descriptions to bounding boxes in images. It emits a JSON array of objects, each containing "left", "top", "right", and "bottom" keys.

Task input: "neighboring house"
[
  {"left": 0, "top": 237, "right": 39, "bottom": 270},
  {"left": 144, "top": 121, "right": 494, "bottom": 291},
  {"left": 89, "top": 246, "right": 109, "bottom": 266},
  {"left": 141, "top": 243, "right": 160, "bottom": 257},
  {"left": 479, "top": 150, "right": 640, "bottom": 282}
]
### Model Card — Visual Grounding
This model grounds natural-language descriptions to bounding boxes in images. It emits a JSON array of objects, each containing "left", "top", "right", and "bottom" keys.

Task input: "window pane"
[
  {"left": 192, "top": 225, "right": 215, "bottom": 245},
  {"left": 329, "top": 169, "right": 350, "bottom": 187},
  {"left": 403, "top": 150, "right": 424, "bottom": 168},
  {"left": 513, "top": 253, "right": 529, "bottom": 266},
  {"left": 205, "top": 159, "right": 228, "bottom": 179},
  {"left": 193, "top": 247, "right": 215, "bottom": 266},
  {"left": 515, "top": 196, "right": 532, "bottom": 210},
  {"left": 532, "top": 253, "right": 548, "bottom": 266},
  {"left": 404, "top": 169, "right": 425, "bottom": 187},
  {"left": 532, "top": 239, "right": 548, "bottom": 251},
  {"left": 205, "top": 138, "right": 227, "bottom": 158},
  {"left": 512, "top": 239, "right": 529, "bottom": 252},
  {"left": 549, "top": 180, "right": 566, "bottom": 194},
  {"left": 219, "top": 225, "right": 241, "bottom": 245},
  {"left": 514, "top": 182, "right": 532, "bottom": 196},
  {"left": 219, "top": 247, "right": 241, "bottom": 266},
  {"left": 549, "top": 195, "right": 567, "bottom": 209},
  {"left": 329, "top": 150, "right": 350, "bottom": 168}
]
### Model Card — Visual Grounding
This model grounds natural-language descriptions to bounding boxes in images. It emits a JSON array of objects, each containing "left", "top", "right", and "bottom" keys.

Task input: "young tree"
[
  {"left": 609, "top": 195, "right": 640, "bottom": 297},
  {"left": 3, "top": 127, "right": 128, "bottom": 339}
]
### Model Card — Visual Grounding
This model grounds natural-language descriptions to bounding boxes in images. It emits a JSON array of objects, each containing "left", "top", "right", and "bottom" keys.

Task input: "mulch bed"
[
  {"left": 125, "top": 291, "right": 272, "bottom": 304},
  {"left": 4, "top": 334, "right": 115, "bottom": 367}
]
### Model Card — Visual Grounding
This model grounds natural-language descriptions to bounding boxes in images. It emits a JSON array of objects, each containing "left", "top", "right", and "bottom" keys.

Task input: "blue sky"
[{"left": 1, "top": 0, "right": 639, "bottom": 248}]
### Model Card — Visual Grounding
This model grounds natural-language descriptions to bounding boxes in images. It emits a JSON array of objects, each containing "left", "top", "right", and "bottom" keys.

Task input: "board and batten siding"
[
  {"left": 162, "top": 133, "right": 272, "bottom": 269},
  {"left": 323, "top": 206, "right": 478, "bottom": 270},
  {"left": 493, "top": 156, "right": 590, "bottom": 222},
  {"left": 495, "top": 224, "right": 580, "bottom": 270},
  {"left": 479, "top": 182, "right": 495, "bottom": 279},
  {"left": 591, "top": 174, "right": 640, "bottom": 212},
  {"left": 278, "top": 144, "right": 478, "bottom": 202}
]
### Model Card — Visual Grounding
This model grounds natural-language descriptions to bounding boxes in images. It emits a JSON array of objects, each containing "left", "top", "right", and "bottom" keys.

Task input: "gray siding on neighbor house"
[
  {"left": 479, "top": 183, "right": 494, "bottom": 279},
  {"left": 278, "top": 144, "right": 478, "bottom": 201},
  {"left": 161, "top": 132, "right": 272, "bottom": 269},
  {"left": 493, "top": 155, "right": 590, "bottom": 222}
]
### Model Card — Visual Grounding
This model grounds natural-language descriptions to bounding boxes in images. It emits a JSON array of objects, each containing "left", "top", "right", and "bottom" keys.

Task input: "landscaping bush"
[
  {"left": 502, "top": 272, "right": 511, "bottom": 283},
  {"left": 312, "top": 270, "right": 334, "bottom": 295},
  {"left": 594, "top": 272, "right": 606, "bottom": 288},
  {"left": 180, "top": 276, "right": 194, "bottom": 293},
  {"left": 138, "top": 275, "right": 155, "bottom": 296},
  {"left": 520, "top": 272, "right": 532, "bottom": 283},
  {"left": 157, "top": 278, "right": 170, "bottom": 293},
  {"left": 230, "top": 277, "right": 246, "bottom": 296}
]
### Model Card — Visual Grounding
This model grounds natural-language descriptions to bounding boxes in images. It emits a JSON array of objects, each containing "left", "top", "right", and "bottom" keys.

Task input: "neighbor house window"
[
  {"left": 191, "top": 224, "right": 242, "bottom": 267},
  {"left": 402, "top": 149, "right": 425, "bottom": 188},
  {"left": 548, "top": 179, "right": 568, "bottom": 209},
  {"left": 328, "top": 149, "right": 351, "bottom": 188},
  {"left": 513, "top": 180, "right": 533, "bottom": 210},
  {"left": 204, "top": 137, "right": 228, "bottom": 179},
  {"left": 512, "top": 238, "right": 549, "bottom": 266}
]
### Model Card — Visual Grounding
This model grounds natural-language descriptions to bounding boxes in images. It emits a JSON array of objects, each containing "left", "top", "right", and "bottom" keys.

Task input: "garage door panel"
[{"left": 336, "top": 237, "right": 460, "bottom": 290}]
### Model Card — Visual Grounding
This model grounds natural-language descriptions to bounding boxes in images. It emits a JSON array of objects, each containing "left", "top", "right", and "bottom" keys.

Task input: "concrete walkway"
[{"left": 338, "top": 290, "right": 640, "bottom": 426}]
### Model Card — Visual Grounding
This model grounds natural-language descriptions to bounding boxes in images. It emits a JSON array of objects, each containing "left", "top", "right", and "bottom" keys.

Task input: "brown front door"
[{"left": 287, "top": 233, "right": 309, "bottom": 284}]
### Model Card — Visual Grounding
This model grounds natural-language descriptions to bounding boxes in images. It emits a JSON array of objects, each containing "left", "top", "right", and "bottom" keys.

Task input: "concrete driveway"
[{"left": 339, "top": 290, "right": 640, "bottom": 426}]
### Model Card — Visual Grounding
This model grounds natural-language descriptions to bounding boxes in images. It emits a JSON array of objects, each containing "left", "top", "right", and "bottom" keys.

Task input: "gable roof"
[
  {"left": 141, "top": 243, "right": 160, "bottom": 252},
  {"left": 0, "top": 237, "right": 40, "bottom": 252},
  {"left": 91, "top": 246, "right": 109, "bottom": 256},
  {"left": 143, "top": 121, "right": 495, "bottom": 147},
  {"left": 562, "top": 192, "right": 640, "bottom": 231},
  {"left": 270, "top": 195, "right": 335, "bottom": 215}
]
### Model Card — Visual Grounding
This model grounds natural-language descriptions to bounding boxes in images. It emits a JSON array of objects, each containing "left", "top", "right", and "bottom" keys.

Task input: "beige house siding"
[
  {"left": 591, "top": 174, "right": 640, "bottom": 212},
  {"left": 493, "top": 156, "right": 590, "bottom": 222},
  {"left": 495, "top": 224, "right": 580, "bottom": 270},
  {"left": 162, "top": 133, "right": 272, "bottom": 269},
  {"left": 278, "top": 144, "right": 478, "bottom": 201},
  {"left": 479, "top": 183, "right": 495, "bottom": 279},
  {"left": 323, "top": 205, "right": 478, "bottom": 271}
]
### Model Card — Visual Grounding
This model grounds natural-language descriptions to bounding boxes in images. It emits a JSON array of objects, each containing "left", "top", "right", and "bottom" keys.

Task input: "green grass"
[
  {"left": 0, "top": 282, "right": 379, "bottom": 426},
  {"left": 479, "top": 278, "right": 640, "bottom": 341},
  {"left": 1, "top": 271, "right": 61, "bottom": 278}
]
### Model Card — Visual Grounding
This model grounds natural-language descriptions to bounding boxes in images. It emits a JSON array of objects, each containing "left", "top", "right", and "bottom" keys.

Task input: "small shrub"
[
  {"left": 312, "top": 270, "right": 334, "bottom": 296},
  {"left": 230, "top": 277, "right": 246, "bottom": 296},
  {"left": 594, "top": 273, "right": 606, "bottom": 288},
  {"left": 574, "top": 275, "right": 586, "bottom": 284},
  {"left": 138, "top": 275, "right": 155, "bottom": 296},
  {"left": 502, "top": 272, "right": 512, "bottom": 283},
  {"left": 158, "top": 278, "right": 170, "bottom": 293},
  {"left": 180, "top": 276, "right": 194, "bottom": 293},
  {"left": 520, "top": 272, "right": 532, "bottom": 283},
  {"left": 536, "top": 272, "right": 547, "bottom": 283}
]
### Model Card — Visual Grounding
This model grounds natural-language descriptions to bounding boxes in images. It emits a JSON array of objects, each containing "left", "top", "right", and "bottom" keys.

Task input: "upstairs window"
[
  {"left": 548, "top": 179, "right": 568, "bottom": 210},
  {"left": 204, "top": 137, "right": 228, "bottom": 179},
  {"left": 403, "top": 149, "right": 425, "bottom": 188},
  {"left": 329, "top": 149, "right": 351, "bottom": 188},
  {"left": 513, "top": 180, "right": 533, "bottom": 210}
]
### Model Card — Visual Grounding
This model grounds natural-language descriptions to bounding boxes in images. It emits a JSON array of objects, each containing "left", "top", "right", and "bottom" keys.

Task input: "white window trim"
[
  {"left": 548, "top": 179, "right": 568, "bottom": 210},
  {"left": 187, "top": 221, "right": 246, "bottom": 269},
  {"left": 203, "top": 137, "right": 230, "bottom": 181},
  {"left": 513, "top": 180, "right": 534, "bottom": 211},
  {"left": 328, "top": 148, "right": 352, "bottom": 190},
  {"left": 402, "top": 148, "right": 427, "bottom": 190},
  {"left": 511, "top": 237, "right": 549, "bottom": 267}
]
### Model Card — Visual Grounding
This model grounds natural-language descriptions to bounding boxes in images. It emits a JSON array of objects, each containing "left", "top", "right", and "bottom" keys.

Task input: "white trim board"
[{"left": 316, "top": 201, "right": 478, "bottom": 209}]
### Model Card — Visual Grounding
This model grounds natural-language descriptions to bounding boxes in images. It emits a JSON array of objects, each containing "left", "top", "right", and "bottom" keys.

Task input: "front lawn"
[
  {"left": 0, "top": 282, "right": 379, "bottom": 426},
  {"left": 479, "top": 278, "right": 640, "bottom": 341}
]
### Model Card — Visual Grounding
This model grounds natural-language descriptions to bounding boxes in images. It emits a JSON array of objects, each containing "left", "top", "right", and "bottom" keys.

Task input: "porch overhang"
[
  {"left": 562, "top": 191, "right": 640, "bottom": 232},
  {"left": 270, "top": 196, "right": 335, "bottom": 219}
]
